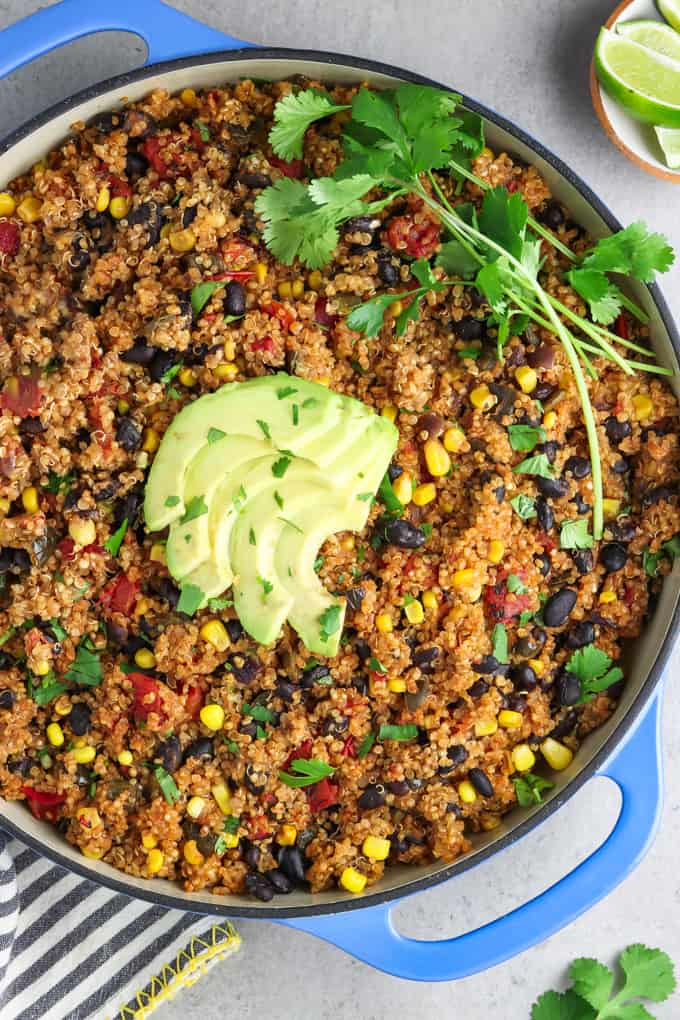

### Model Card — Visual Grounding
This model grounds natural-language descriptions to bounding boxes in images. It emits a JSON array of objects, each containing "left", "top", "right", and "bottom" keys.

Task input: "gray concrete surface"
[{"left": 0, "top": 2, "right": 678, "bottom": 1017}]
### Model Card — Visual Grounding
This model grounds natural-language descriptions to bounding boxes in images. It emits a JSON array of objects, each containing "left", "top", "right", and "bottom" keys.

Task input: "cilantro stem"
[{"left": 426, "top": 170, "right": 484, "bottom": 267}]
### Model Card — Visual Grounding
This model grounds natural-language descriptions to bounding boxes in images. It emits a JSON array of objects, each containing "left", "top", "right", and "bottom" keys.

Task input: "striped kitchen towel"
[{"left": 0, "top": 831, "right": 240, "bottom": 1020}]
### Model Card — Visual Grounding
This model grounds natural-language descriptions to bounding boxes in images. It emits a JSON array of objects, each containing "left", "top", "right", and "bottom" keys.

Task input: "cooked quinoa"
[{"left": 0, "top": 78, "right": 679, "bottom": 901}]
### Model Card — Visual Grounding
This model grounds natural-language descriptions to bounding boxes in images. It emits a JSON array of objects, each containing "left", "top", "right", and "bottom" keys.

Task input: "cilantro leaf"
[
  {"left": 491, "top": 623, "right": 509, "bottom": 664},
  {"left": 513, "top": 772, "right": 555, "bottom": 806},
  {"left": 151, "top": 764, "right": 180, "bottom": 805},
  {"left": 207, "top": 595, "right": 233, "bottom": 611},
  {"left": 511, "top": 494, "right": 537, "bottom": 520},
  {"left": 272, "top": 456, "right": 291, "bottom": 478},
  {"left": 256, "top": 419, "right": 271, "bottom": 440},
  {"left": 506, "top": 573, "right": 528, "bottom": 594},
  {"left": 435, "top": 238, "right": 479, "bottom": 278},
  {"left": 177, "top": 583, "right": 204, "bottom": 615},
  {"left": 357, "top": 731, "right": 375, "bottom": 758},
  {"left": 254, "top": 178, "right": 342, "bottom": 268},
  {"left": 345, "top": 294, "right": 397, "bottom": 337},
  {"left": 207, "top": 427, "right": 226, "bottom": 444},
  {"left": 618, "top": 944, "right": 676, "bottom": 1004},
  {"left": 31, "top": 681, "right": 69, "bottom": 705},
  {"left": 191, "top": 281, "right": 224, "bottom": 318},
  {"left": 513, "top": 454, "right": 554, "bottom": 479},
  {"left": 104, "top": 517, "right": 128, "bottom": 557},
  {"left": 580, "top": 222, "right": 674, "bottom": 283},
  {"left": 560, "top": 519, "right": 593, "bottom": 550},
  {"left": 569, "top": 958, "right": 614, "bottom": 1012},
  {"left": 269, "top": 90, "right": 350, "bottom": 160},
  {"left": 164, "top": 495, "right": 180, "bottom": 508},
  {"left": 378, "top": 472, "right": 403, "bottom": 517},
  {"left": 65, "top": 641, "right": 102, "bottom": 687},
  {"left": 279, "top": 757, "right": 336, "bottom": 788},
  {"left": 242, "top": 702, "right": 277, "bottom": 724},
  {"left": 642, "top": 532, "right": 680, "bottom": 576},
  {"left": 565, "top": 643, "right": 624, "bottom": 703},
  {"left": 319, "top": 604, "right": 342, "bottom": 643},
  {"left": 566, "top": 268, "right": 624, "bottom": 326},
  {"left": 531, "top": 990, "right": 596, "bottom": 1020},
  {"left": 478, "top": 186, "right": 528, "bottom": 261},
  {"left": 507, "top": 424, "right": 546, "bottom": 452},
  {"left": 378, "top": 723, "right": 418, "bottom": 741},
  {"left": 180, "top": 495, "right": 208, "bottom": 524}
]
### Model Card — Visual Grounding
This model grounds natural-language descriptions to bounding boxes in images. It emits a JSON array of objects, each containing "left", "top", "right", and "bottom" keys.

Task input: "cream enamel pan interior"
[{"left": 1, "top": 50, "right": 679, "bottom": 918}]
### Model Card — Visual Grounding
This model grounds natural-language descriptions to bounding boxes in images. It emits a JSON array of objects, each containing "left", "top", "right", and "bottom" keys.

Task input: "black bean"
[
  {"left": 494, "top": 484, "right": 506, "bottom": 503},
  {"left": 514, "top": 634, "right": 539, "bottom": 657},
  {"left": 345, "top": 587, "right": 366, "bottom": 611},
  {"left": 447, "top": 745, "right": 469, "bottom": 767},
  {"left": 351, "top": 675, "right": 368, "bottom": 695},
  {"left": 277, "top": 845, "right": 308, "bottom": 885},
  {"left": 600, "top": 542, "right": 627, "bottom": 573},
  {"left": 564, "top": 620, "right": 596, "bottom": 650},
  {"left": 536, "top": 476, "right": 568, "bottom": 499},
  {"left": 0, "top": 652, "right": 11, "bottom": 670},
  {"left": 63, "top": 488, "right": 82, "bottom": 511},
  {"left": 572, "top": 549, "right": 594, "bottom": 574},
  {"left": 182, "top": 738, "right": 214, "bottom": 763},
  {"left": 378, "top": 517, "right": 426, "bottom": 550},
  {"left": 240, "top": 721, "right": 258, "bottom": 739},
  {"left": 126, "top": 150, "right": 148, "bottom": 178},
  {"left": 82, "top": 210, "right": 114, "bottom": 253},
  {"left": 534, "top": 382, "right": 557, "bottom": 401},
  {"left": 115, "top": 416, "right": 142, "bottom": 451},
  {"left": 245, "top": 871, "right": 274, "bottom": 902},
  {"left": 322, "top": 714, "right": 348, "bottom": 737},
  {"left": 563, "top": 456, "right": 591, "bottom": 479},
  {"left": 543, "top": 588, "right": 577, "bottom": 627},
  {"left": 358, "top": 783, "right": 386, "bottom": 809},
  {"left": 120, "top": 341, "right": 156, "bottom": 365},
  {"left": 68, "top": 702, "right": 91, "bottom": 735},
  {"left": 90, "top": 110, "right": 125, "bottom": 133},
  {"left": 242, "top": 842, "right": 260, "bottom": 869},
  {"left": 386, "top": 780, "right": 409, "bottom": 796},
  {"left": 605, "top": 417, "right": 632, "bottom": 443},
  {"left": 571, "top": 493, "right": 591, "bottom": 515},
  {"left": 225, "top": 618, "right": 243, "bottom": 642},
  {"left": 468, "top": 768, "right": 494, "bottom": 798},
  {"left": 149, "top": 349, "right": 181, "bottom": 383},
  {"left": 244, "top": 764, "right": 267, "bottom": 795},
  {"left": 606, "top": 520, "right": 636, "bottom": 544},
  {"left": 510, "top": 663, "right": 537, "bottom": 691},
  {"left": 157, "top": 735, "right": 181, "bottom": 773},
  {"left": 355, "top": 638, "right": 371, "bottom": 662},
  {"left": 467, "top": 679, "right": 489, "bottom": 699},
  {"left": 275, "top": 680, "right": 296, "bottom": 702},
  {"left": 154, "top": 577, "right": 181, "bottom": 608},
  {"left": 540, "top": 200, "right": 565, "bottom": 229},
  {"left": 105, "top": 620, "right": 128, "bottom": 647},
  {"left": 454, "top": 316, "right": 485, "bottom": 341},
  {"left": 412, "top": 646, "right": 440, "bottom": 672},
  {"left": 8, "top": 757, "right": 31, "bottom": 775},
  {"left": 643, "top": 484, "right": 674, "bottom": 508},
  {"left": 266, "top": 868, "right": 293, "bottom": 894},
  {"left": 19, "top": 417, "right": 45, "bottom": 438},
  {"left": 536, "top": 496, "right": 554, "bottom": 532},
  {"left": 223, "top": 281, "right": 246, "bottom": 317},
  {"left": 377, "top": 256, "right": 399, "bottom": 286},
  {"left": 113, "top": 482, "right": 144, "bottom": 530},
  {"left": 0, "top": 549, "right": 13, "bottom": 573},
  {"left": 557, "top": 670, "right": 582, "bottom": 707},
  {"left": 0, "top": 690, "right": 15, "bottom": 710},
  {"left": 612, "top": 458, "right": 630, "bottom": 475},
  {"left": 550, "top": 710, "right": 578, "bottom": 739},
  {"left": 540, "top": 441, "right": 559, "bottom": 464},
  {"left": 387, "top": 462, "right": 403, "bottom": 482},
  {"left": 181, "top": 204, "right": 198, "bottom": 228},
  {"left": 12, "top": 549, "right": 31, "bottom": 574},
  {"left": 506, "top": 693, "right": 527, "bottom": 713},
  {"left": 301, "top": 663, "right": 331, "bottom": 688},
  {"left": 472, "top": 654, "right": 499, "bottom": 675}
]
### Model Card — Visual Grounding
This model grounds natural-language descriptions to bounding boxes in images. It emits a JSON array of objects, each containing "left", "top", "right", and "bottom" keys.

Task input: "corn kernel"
[
  {"left": 200, "top": 703, "right": 225, "bottom": 730},
  {"left": 602, "top": 498, "right": 621, "bottom": 519},
  {"left": 68, "top": 517, "right": 96, "bottom": 547},
  {"left": 388, "top": 300, "right": 403, "bottom": 318},
  {"left": 73, "top": 737, "right": 86, "bottom": 749},
  {"left": 146, "top": 848, "right": 164, "bottom": 873},
  {"left": 387, "top": 677, "right": 407, "bottom": 693},
  {"left": 277, "top": 824, "right": 297, "bottom": 846},
  {"left": 277, "top": 281, "right": 292, "bottom": 299},
  {"left": 404, "top": 599, "right": 424, "bottom": 625},
  {"left": 199, "top": 619, "right": 230, "bottom": 651},
  {"left": 73, "top": 745, "right": 96, "bottom": 764},
  {"left": 134, "top": 648, "right": 156, "bottom": 670},
  {"left": 118, "top": 750, "right": 133, "bottom": 766},
  {"left": 488, "top": 540, "right": 504, "bottom": 564},
  {"left": 529, "top": 658, "right": 544, "bottom": 676},
  {"left": 96, "top": 186, "right": 110, "bottom": 212},
  {"left": 392, "top": 472, "right": 412, "bottom": 505},
  {"left": 632, "top": 394, "right": 653, "bottom": 420},
  {"left": 315, "top": 376, "right": 331, "bottom": 387},
  {"left": 54, "top": 695, "right": 71, "bottom": 716},
  {"left": 339, "top": 535, "right": 355, "bottom": 553},
  {"left": 339, "top": 866, "right": 367, "bottom": 893},
  {"left": 0, "top": 498, "right": 10, "bottom": 517},
  {"left": 117, "top": 399, "right": 131, "bottom": 416},
  {"left": 481, "top": 146, "right": 494, "bottom": 159},
  {"left": 178, "top": 367, "right": 196, "bottom": 387},
  {"left": 540, "top": 737, "right": 573, "bottom": 771},
  {"left": 362, "top": 835, "right": 391, "bottom": 861},
  {"left": 255, "top": 262, "right": 268, "bottom": 284},
  {"left": 46, "top": 723, "right": 64, "bottom": 747},
  {"left": 186, "top": 796, "right": 206, "bottom": 819},
  {"left": 515, "top": 365, "right": 537, "bottom": 394},
  {"left": 223, "top": 339, "right": 236, "bottom": 362},
  {"left": 475, "top": 718, "right": 498, "bottom": 737},
  {"left": 214, "top": 363, "right": 238, "bottom": 381},
  {"left": 599, "top": 590, "right": 617, "bottom": 604},
  {"left": 33, "top": 660, "right": 50, "bottom": 676},
  {"left": 180, "top": 87, "right": 198, "bottom": 106},
  {"left": 142, "top": 428, "right": 160, "bottom": 453},
  {"left": 220, "top": 833, "right": 239, "bottom": 849},
  {"left": 458, "top": 780, "right": 477, "bottom": 804},
  {"left": 109, "top": 196, "right": 130, "bottom": 220},
  {"left": 77, "top": 807, "right": 101, "bottom": 829},
  {"left": 149, "top": 543, "right": 166, "bottom": 564},
  {"left": 452, "top": 568, "right": 476, "bottom": 592},
  {"left": 422, "top": 589, "right": 439, "bottom": 611},
  {"left": 22, "top": 486, "right": 39, "bottom": 513},
  {"left": 308, "top": 270, "right": 322, "bottom": 291},
  {"left": 160, "top": 222, "right": 172, "bottom": 240},
  {"left": 168, "top": 228, "right": 196, "bottom": 253},
  {"left": 141, "top": 831, "right": 157, "bottom": 849},
  {"left": 498, "top": 710, "right": 523, "bottom": 729},
  {"left": 0, "top": 192, "right": 16, "bottom": 217},
  {"left": 512, "top": 744, "right": 536, "bottom": 772},
  {"left": 291, "top": 278, "right": 305, "bottom": 298},
  {"left": 375, "top": 612, "right": 393, "bottom": 633},
  {"left": 443, "top": 426, "right": 465, "bottom": 453},
  {"left": 16, "top": 196, "right": 42, "bottom": 223},
  {"left": 470, "top": 384, "right": 496, "bottom": 411},
  {"left": 413, "top": 482, "right": 436, "bottom": 506},
  {"left": 424, "top": 438, "right": 451, "bottom": 478},
  {"left": 542, "top": 410, "right": 557, "bottom": 430},
  {"left": 211, "top": 782, "right": 231, "bottom": 814},
  {"left": 381, "top": 403, "right": 398, "bottom": 424},
  {"left": 82, "top": 846, "right": 105, "bottom": 860}
]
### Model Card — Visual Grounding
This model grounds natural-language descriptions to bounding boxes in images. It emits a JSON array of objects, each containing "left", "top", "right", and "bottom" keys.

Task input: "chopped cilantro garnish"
[
  {"left": 643, "top": 533, "right": 680, "bottom": 577},
  {"left": 45, "top": 470, "right": 75, "bottom": 495},
  {"left": 177, "top": 583, "right": 204, "bottom": 615},
  {"left": 160, "top": 361, "right": 182, "bottom": 386},
  {"left": 319, "top": 604, "right": 342, "bottom": 643},
  {"left": 507, "top": 424, "right": 546, "bottom": 452},
  {"left": 223, "top": 814, "right": 240, "bottom": 834},
  {"left": 279, "top": 757, "right": 336, "bottom": 788},
  {"left": 276, "top": 386, "right": 298, "bottom": 399},
  {"left": 195, "top": 121, "right": 210, "bottom": 142},
  {"left": 207, "top": 595, "right": 233, "bottom": 611},
  {"left": 510, "top": 494, "right": 537, "bottom": 520},
  {"left": 104, "top": 517, "right": 128, "bottom": 557},
  {"left": 242, "top": 702, "right": 277, "bottom": 724},
  {"left": 165, "top": 495, "right": 180, "bottom": 508},
  {"left": 31, "top": 680, "right": 69, "bottom": 705},
  {"left": 560, "top": 519, "right": 593, "bottom": 550},
  {"left": 269, "top": 90, "right": 350, "bottom": 160},
  {"left": 513, "top": 454, "right": 554, "bottom": 479},
  {"left": 378, "top": 723, "right": 418, "bottom": 742},
  {"left": 421, "top": 522, "right": 433, "bottom": 539},
  {"left": 302, "top": 397, "right": 319, "bottom": 408},
  {"left": 65, "top": 641, "right": 102, "bottom": 687},
  {"left": 491, "top": 623, "right": 509, "bottom": 664},
  {"left": 292, "top": 403, "right": 299, "bottom": 426},
  {"left": 313, "top": 555, "right": 325, "bottom": 573},
  {"left": 274, "top": 490, "right": 284, "bottom": 509},
  {"left": 233, "top": 484, "right": 247, "bottom": 511},
  {"left": 357, "top": 731, "right": 375, "bottom": 758},
  {"left": 506, "top": 573, "right": 528, "bottom": 594},
  {"left": 457, "top": 346, "right": 482, "bottom": 359},
  {"left": 271, "top": 456, "right": 291, "bottom": 478},
  {"left": 48, "top": 619, "right": 68, "bottom": 641},
  {"left": 191, "top": 281, "right": 225, "bottom": 317},
  {"left": 357, "top": 491, "right": 375, "bottom": 503},
  {"left": 180, "top": 495, "right": 208, "bottom": 524},
  {"left": 278, "top": 517, "right": 303, "bottom": 535},
  {"left": 151, "top": 764, "right": 180, "bottom": 805},
  {"left": 513, "top": 772, "right": 555, "bottom": 807},
  {"left": 256, "top": 419, "right": 272, "bottom": 440},
  {"left": 207, "top": 427, "right": 226, "bottom": 444},
  {"left": 257, "top": 576, "right": 273, "bottom": 602},
  {"left": 367, "top": 656, "right": 387, "bottom": 674},
  {"left": 249, "top": 527, "right": 256, "bottom": 546},
  {"left": 565, "top": 643, "right": 623, "bottom": 704},
  {"left": 378, "top": 471, "right": 403, "bottom": 516}
]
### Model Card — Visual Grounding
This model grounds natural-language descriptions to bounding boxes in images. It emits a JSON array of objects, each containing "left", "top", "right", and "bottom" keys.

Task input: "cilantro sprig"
[
  {"left": 256, "top": 84, "right": 675, "bottom": 540},
  {"left": 279, "top": 757, "right": 336, "bottom": 788},
  {"left": 532, "top": 944, "right": 675, "bottom": 1020},
  {"left": 565, "top": 644, "right": 623, "bottom": 704}
]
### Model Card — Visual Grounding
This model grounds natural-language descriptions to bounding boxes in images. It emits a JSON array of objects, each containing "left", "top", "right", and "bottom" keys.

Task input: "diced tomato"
[
  {"left": 308, "top": 777, "right": 339, "bottom": 814},
  {"left": 190, "top": 128, "right": 207, "bottom": 152},
  {"left": 0, "top": 371, "right": 42, "bottom": 418},
  {"left": 386, "top": 215, "right": 440, "bottom": 258},
  {"left": 0, "top": 221, "right": 20, "bottom": 256},
  {"left": 140, "top": 137, "right": 169, "bottom": 178},
  {"left": 314, "top": 296, "right": 338, "bottom": 329},
  {"left": 251, "top": 335, "right": 274, "bottom": 353},
  {"left": 220, "top": 238, "right": 255, "bottom": 264},
  {"left": 207, "top": 270, "right": 255, "bottom": 281},
  {"left": 261, "top": 300, "right": 295, "bottom": 330},
  {"left": 184, "top": 684, "right": 204, "bottom": 720},
  {"left": 22, "top": 786, "right": 66, "bottom": 821},
  {"left": 624, "top": 583, "right": 635, "bottom": 607},
  {"left": 340, "top": 734, "right": 356, "bottom": 758},
  {"left": 484, "top": 569, "right": 533, "bottom": 622},
  {"left": 538, "top": 532, "right": 557, "bottom": 554},
  {"left": 57, "top": 537, "right": 76, "bottom": 561},
  {"left": 83, "top": 542, "right": 105, "bottom": 556},
  {"left": 129, "top": 672, "right": 162, "bottom": 720},
  {"left": 283, "top": 739, "right": 313, "bottom": 770},
  {"left": 506, "top": 178, "right": 520, "bottom": 194},
  {"left": 615, "top": 313, "right": 629, "bottom": 341},
  {"left": 108, "top": 175, "right": 133, "bottom": 199},
  {"left": 249, "top": 815, "right": 272, "bottom": 841},
  {"left": 100, "top": 573, "right": 139, "bottom": 615},
  {"left": 269, "top": 156, "right": 304, "bottom": 179}
]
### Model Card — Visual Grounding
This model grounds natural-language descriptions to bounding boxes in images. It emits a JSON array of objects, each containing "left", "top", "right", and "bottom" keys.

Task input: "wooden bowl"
[{"left": 590, "top": 0, "right": 680, "bottom": 181}]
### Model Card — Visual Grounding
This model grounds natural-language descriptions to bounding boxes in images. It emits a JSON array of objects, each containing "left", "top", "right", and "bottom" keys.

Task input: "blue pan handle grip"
[
  {"left": 0, "top": 0, "right": 252, "bottom": 81},
  {"left": 282, "top": 693, "right": 662, "bottom": 981}
]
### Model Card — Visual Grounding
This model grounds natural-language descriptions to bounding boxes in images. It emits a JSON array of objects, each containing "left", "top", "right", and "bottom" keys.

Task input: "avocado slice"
[{"left": 144, "top": 374, "right": 398, "bottom": 653}]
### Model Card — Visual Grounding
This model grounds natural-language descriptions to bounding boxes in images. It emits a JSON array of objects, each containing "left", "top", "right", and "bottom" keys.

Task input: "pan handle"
[
  {"left": 0, "top": 0, "right": 252, "bottom": 81},
  {"left": 281, "top": 692, "right": 662, "bottom": 981}
]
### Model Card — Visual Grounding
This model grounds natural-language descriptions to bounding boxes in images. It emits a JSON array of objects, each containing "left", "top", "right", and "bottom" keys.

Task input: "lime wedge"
[
  {"left": 617, "top": 18, "right": 680, "bottom": 61},
  {"left": 595, "top": 27, "right": 680, "bottom": 126},
  {"left": 657, "top": 0, "right": 680, "bottom": 32},
  {"left": 654, "top": 124, "right": 680, "bottom": 166}
]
